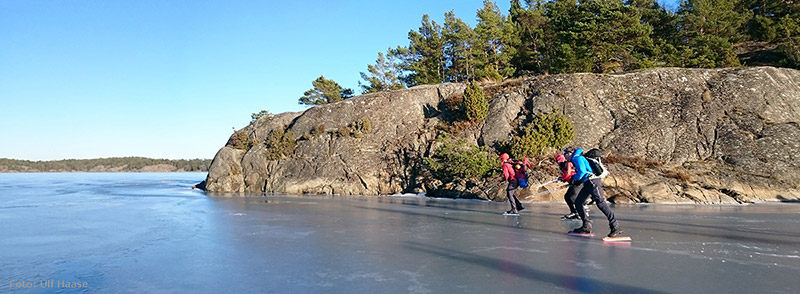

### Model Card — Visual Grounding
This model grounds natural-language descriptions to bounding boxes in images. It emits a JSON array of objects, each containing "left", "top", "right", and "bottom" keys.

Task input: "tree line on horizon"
[
  {"left": 0, "top": 157, "right": 211, "bottom": 172},
  {"left": 295, "top": 0, "right": 800, "bottom": 106}
]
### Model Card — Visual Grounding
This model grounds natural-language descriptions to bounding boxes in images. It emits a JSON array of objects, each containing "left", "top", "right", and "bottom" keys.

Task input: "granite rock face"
[{"left": 205, "top": 67, "right": 800, "bottom": 203}]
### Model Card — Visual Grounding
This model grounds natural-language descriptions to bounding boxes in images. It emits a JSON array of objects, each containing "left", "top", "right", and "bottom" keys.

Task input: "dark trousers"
[
  {"left": 575, "top": 178, "right": 618, "bottom": 231},
  {"left": 563, "top": 183, "right": 582, "bottom": 213},
  {"left": 506, "top": 180, "right": 523, "bottom": 212}
]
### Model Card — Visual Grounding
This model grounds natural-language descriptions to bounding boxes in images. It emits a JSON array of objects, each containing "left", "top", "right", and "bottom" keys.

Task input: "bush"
[
  {"left": 748, "top": 15, "right": 777, "bottom": 42},
  {"left": 337, "top": 119, "right": 371, "bottom": 138},
  {"left": 777, "top": 39, "right": 800, "bottom": 69},
  {"left": 311, "top": 124, "right": 326, "bottom": 135},
  {"left": 228, "top": 130, "right": 252, "bottom": 150},
  {"left": 352, "top": 118, "right": 371, "bottom": 134},
  {"left": 264, "top": 128, "right": 296, "bottom": 160},
  {"left": 423, "top": 134, "right": 495, "bottom": 180},
  {"left": 463, "top": 81, "right": 488, "bottom": 123},
  {"left": 337, "top": 126, "right": 352, "bottom": 137},
  {"left": 506, "top": 110, "right": 574, "bottom": 158},
  {"left": 662, "top": 168, "right": 692, "bottom": 183}
]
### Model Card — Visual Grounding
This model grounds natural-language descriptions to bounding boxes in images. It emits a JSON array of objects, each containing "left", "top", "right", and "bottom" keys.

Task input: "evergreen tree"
[
  {"left": 678, "top": 0, "right": 747, "bottom": 67},
  {"left": 251, "top": 110, "right": 272, "bottom": 123},
  {"left": 463, "top": 81, "right": 488, "bottom": 122},
  {"left": 475, "top": 0, "right": 517, "bottom": 80},
  {"left": 395, "top": 14, "right": 445, "bottom": 87},
  {"left": 443, "top": 10, "right": 477, "bottom": 82},
  {"left": 577, "top": 0, "right": 654, "bottom": 72},
  {"left": 509, "top": 0, "right": 549, "bottom": 74},
  {"left": 544, "top": 0, "right": 593, "bottom": 73},
  {"left": 627, "top": 0, "right": 683, "bottom": 67},
  {"left": 359, "top": 50, "right": 404, "bottom": 94},
  {"left": 298, "top": 76, "right": 353, "bottom": 106}
]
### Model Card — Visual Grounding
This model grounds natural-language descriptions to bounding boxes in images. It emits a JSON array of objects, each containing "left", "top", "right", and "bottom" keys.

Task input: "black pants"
[
  {"left": 563, "top": 183, "right": 583, "bottom": 213},
  {"left": 506, "top": 180, "right": 523, "bottom": 212},
  {"left": 575, "top": 178, "right": 618, "bottom": 231}
]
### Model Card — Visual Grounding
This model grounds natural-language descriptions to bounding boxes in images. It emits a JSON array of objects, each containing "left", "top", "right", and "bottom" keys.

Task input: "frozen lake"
[{"left": 1, "top": 173, "right": 799, "bottom": 293}]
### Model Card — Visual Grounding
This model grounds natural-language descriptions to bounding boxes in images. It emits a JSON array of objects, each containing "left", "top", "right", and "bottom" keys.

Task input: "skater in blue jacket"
[{"left": 569, "top": 148, "right": 622, "bottom": 237}]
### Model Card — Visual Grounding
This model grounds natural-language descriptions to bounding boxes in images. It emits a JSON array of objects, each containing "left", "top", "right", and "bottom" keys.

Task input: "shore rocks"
[{"left": 204, "top": 67, "right": 800, "bottom": 204}]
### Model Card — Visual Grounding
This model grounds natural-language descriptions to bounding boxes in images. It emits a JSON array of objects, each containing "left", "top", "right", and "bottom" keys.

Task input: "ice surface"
[{"left": 1, "top": 173, "right": 799, "bottom": 293}]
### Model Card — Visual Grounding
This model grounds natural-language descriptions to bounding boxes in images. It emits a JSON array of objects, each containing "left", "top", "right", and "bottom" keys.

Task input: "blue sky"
[{"left": 0, "top": 0, "right": 680, "bottom": 161}]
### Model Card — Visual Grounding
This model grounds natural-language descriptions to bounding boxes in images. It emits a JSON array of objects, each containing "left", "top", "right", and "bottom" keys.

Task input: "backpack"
[
  {"left": 512, "top": 160, "right": 530, "bottom": 188},
  {"left": 584, "top": 148, "right": 609, "bottom": 178}
]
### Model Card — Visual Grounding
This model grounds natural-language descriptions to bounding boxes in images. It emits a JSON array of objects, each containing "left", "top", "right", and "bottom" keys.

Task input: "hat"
[
  {"left": 556, "top": 154, "right": 566, "bottom": 163},
  {"left": 499, "top": 153, "right": 510, "bottom": 161}
]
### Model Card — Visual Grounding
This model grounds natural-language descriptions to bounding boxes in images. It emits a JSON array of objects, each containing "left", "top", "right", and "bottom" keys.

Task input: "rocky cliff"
[{"left": 204, "top": 67, "right": 800, "bottom": 204}]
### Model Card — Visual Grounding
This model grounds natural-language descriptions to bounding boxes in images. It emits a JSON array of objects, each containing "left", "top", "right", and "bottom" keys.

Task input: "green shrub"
[
  {"left": 228, "top": 130, "right": 252, "bottom": 150},
  {"left": 264, "top": 128, "right": 296, "bottom": 160},
  {"left": 337, "top": 119, "right": 371, "bottom": 138},
  {"left": 748, "top": 15, "right": 777, "bottom": 42},
  {"left": 463, "top": 81, "right": 488, "bottom": 123},
  {"left": 352, "top": 118, "right": 371, "bottom": 134},
  {"left": 507, "top": 110, "right": 574, "bottom": 158},
  {"left": 507, "top": 128, "right": 547, "bottom": 159},
  {"left": 777, "top": 39, "right": 800, "bottom": 69},
  {"left": 423, "top": 134, "right": 495, "bottom": 180}
]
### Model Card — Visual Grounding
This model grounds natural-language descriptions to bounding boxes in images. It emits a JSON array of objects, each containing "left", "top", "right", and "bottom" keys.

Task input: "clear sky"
[{"left": 0, "top": 0, "right": 680, "bottom": 161}]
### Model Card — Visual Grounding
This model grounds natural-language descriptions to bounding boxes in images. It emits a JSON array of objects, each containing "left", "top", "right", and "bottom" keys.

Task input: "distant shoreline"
[{"left": 0, "top": 157, "right": 212, "bottom": 173}]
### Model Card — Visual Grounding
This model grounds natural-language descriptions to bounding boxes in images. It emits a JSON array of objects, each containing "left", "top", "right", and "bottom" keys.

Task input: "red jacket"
[{"left": 502, "top": 161, "right": 516, "bottom": 181}]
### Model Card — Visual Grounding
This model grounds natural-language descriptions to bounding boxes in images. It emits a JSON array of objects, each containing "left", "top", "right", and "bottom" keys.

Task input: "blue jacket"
[{"left": 570, "top": 148, "right": 593, "bottom": 183}]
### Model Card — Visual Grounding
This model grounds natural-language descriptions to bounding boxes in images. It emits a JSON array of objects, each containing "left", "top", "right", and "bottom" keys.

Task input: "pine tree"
[
  {"left": 475, "top": 0, "right": 517, "bottom": 81},
  {"left": 678, "top": 0, "right": 747, "bottom": 67},
  {"left": 251, "top": 110, "right": 272, "bottom": 123},
  {"left": 359, "top": 50, "right": 404, "bottom": 94},
  {"left": 627, "top": 0, "right": 683, "bottom": 67},
  {"left": 577, "top": 0, "right": 654, "bottom": 72},
  {"left": 509, "top": 0, "right": 549, "bottom": 74},
  {"left": 544, "top": 0, "right": 592, "bottom": 73},
  {"left": 463, "top": 81, "right": 488, "bottom": 122},
  {"left": 298, "top": 76, "right": 353, "bottom": 106},
  {"left": 395, "top": 14, "right": 445, "bottom": 87},
  {"left": 443, "top": 10, "right": 477, "bottom": 82}
]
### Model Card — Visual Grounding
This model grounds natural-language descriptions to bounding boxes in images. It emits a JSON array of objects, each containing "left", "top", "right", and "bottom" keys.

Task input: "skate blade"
[
  {"left": 602, "top": 236, "right": 632, "bottom": 242},
  {"left": 567, "top": 232, "right": 595, "bottom": 237}
]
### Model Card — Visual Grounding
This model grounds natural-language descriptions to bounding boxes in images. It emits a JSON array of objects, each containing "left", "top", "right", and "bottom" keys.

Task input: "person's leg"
[
  {"left": 564, "top": 184, "right": 579, "bottom": 213},
  {"left": 587, "top": 178, "right": 618, "bottom": 230},
  {"left": 506, "top": 181, "right": 519, "bottom": 213},
  {"left": 574, "top": 183, "right": 592, "bottom": 231},
  {"left": 514, "top": 189, "right": 524, "bottom": 210}
]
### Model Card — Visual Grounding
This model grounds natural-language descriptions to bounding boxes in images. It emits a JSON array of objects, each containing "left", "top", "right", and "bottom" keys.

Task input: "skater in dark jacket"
[{"left": 569, "top": 148, "right": 622, "bottom": 237}]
